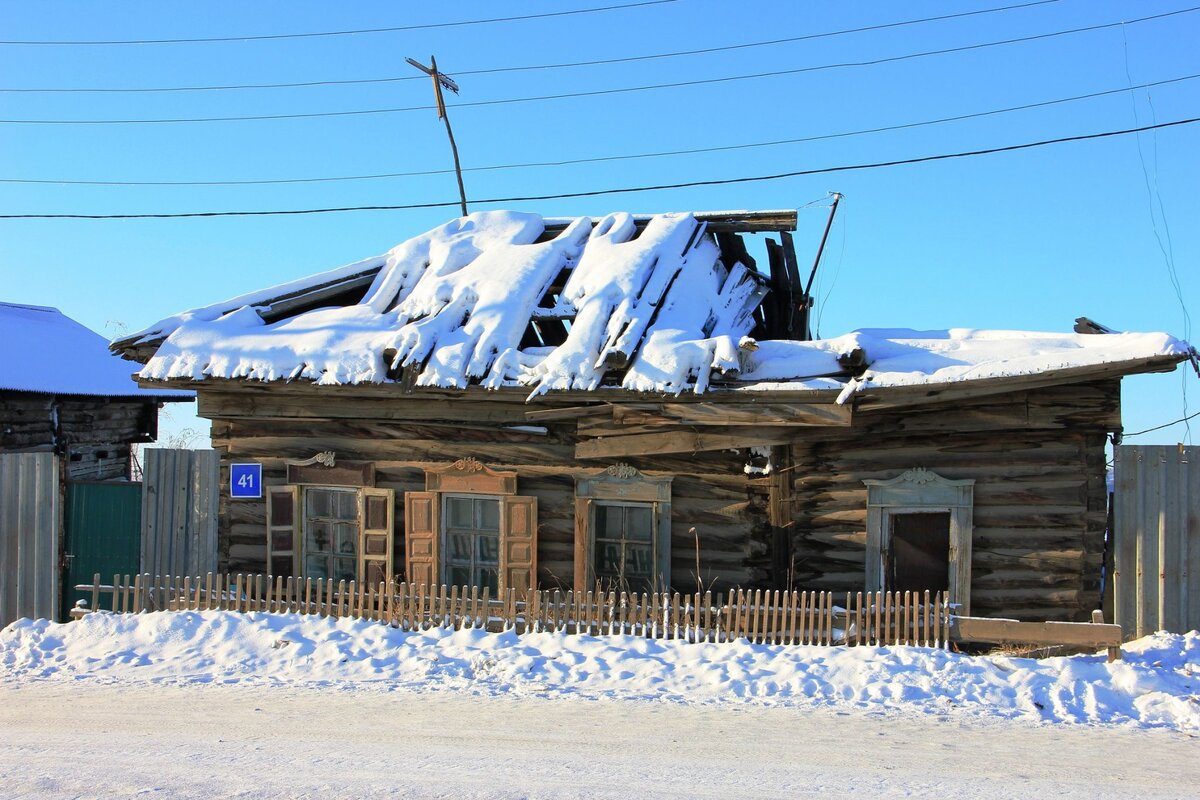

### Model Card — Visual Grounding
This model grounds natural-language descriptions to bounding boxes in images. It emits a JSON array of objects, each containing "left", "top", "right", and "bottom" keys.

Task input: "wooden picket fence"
[{"left": 72, "top": 572, "right": 953, "bottom": 648}]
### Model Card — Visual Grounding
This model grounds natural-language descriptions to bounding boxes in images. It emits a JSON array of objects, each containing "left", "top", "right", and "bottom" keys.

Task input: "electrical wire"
[
  {"left": 2, "top": 116, "right": 1196, "bottom": 220},
  {"left": 0, "top": 1, "right": 677, "bottom": 46},
  {"left": 1, "top": 0, "right": 1061, "bottom": 93},
  {"left": 3, "top": 7, "right": 1196, "bottom": 125},
  {"left": 1122, "top": 410, "right": 1200, "bottom": 438},
  {"left": 6, "top": 73, "right": 1194, "bottom": 187}
]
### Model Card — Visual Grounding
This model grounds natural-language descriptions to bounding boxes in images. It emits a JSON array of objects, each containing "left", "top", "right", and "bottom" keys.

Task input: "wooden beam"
[
  {"left": 523, "top": 404, "right": 616, "bottom": 422},
  {"left": 612, "top": 402, "right": 851, "bottom": 428},
  {"left": 543, "top": 209, "right": 798, "bottom": 236},
  {"left": 575, "top": 427, "right": 801, "bottom": 459},
  {"left": 952, "top": 615, "right": 1123, "bottom": 650}
]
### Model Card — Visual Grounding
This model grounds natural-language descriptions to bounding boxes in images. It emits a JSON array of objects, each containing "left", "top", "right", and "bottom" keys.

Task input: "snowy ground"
[{"left": 2, "top": 611, "right": 1199, "bottom": 798}]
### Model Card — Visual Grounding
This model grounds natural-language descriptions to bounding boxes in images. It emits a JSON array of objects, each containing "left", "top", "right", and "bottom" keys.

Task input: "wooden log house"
[
  {"left": 1, "top": 302, "right": 191, "bottom": 480},
  {"left": 112, "top": 210, "right": 1194, "bottom": 622}
]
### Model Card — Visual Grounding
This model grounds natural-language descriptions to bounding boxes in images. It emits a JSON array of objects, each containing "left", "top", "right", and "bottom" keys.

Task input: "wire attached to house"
[
  {"left": 1122, "top": 410, "right": 1200, "bottom": 438},
  {"left": 7, "top": 73, "right": 1196, "bottom": 187},
  {"left": 2, "top": 116, "right": 1196, "bottom": 220},
  {"left": 1, "top": 0, "right": 1061, "bottom": 92},
  {"left": 0, "top": 0, "right": 677, "bottom": 46},
  {"left": 3, "top": 7, "right": 1196, "bottom": 125}
]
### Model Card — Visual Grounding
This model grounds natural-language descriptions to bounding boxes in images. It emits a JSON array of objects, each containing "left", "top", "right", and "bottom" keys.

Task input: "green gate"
[{"left": 62, "top": 481, "right": 142, "bottom": 619}]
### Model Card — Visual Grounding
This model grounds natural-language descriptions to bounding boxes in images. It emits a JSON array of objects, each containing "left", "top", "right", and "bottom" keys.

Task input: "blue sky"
[{"left": 2, "top": 0, "right": 1196, "bottom": 445}]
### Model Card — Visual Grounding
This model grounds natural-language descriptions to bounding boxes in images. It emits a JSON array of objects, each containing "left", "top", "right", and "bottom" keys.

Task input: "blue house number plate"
[{"left": 230, "top": 463, "right": 263, "bottom": 499}]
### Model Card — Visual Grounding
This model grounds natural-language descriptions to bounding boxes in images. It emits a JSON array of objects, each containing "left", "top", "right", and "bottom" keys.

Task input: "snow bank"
[{"left": 3, "top": 612, "right": 1197, "bottom": 730}]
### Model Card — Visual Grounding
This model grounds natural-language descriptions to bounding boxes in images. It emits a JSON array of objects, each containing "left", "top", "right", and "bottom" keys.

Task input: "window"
[
  {"left": 574, "top": 464, "right": 672, "bottom": 594},
  {"left": 304, "top": 487, "right": 358, "bottom": 581},
  {"left": 592, "top": 502, "right": 656, "bottom": 594},
  {"left": 264, "top": 480, "right": 395, "bottom": 586},
  {"left": 864, "top": 468, "right": 974, "bottom": 613},
  {"left": 443, "top": 495, "right": 501, "bottom": 593},
  {"left": 887, "top": 512, "right": 951, "bottom": 595},
  {"left": 404, "top": 459, "right": 537, "bottom": 594}
]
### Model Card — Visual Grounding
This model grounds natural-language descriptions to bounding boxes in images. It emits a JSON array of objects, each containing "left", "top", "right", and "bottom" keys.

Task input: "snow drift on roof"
[
  {"left": 0, "top": 302, "right": 192, "bottom": 398},
  {"left": 134, "top": 211, "right": 1191, "bottom": 397},
  {"left": 737, "top": 328, "right": 1193, "bottom": 400}
]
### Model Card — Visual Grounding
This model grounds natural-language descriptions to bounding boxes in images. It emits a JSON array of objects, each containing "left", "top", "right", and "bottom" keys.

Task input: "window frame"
[
  {"left": 590, "top": 499, "right": 659, "bottom": 595},
  {"left": 264, "top": 478, "right": 395, "bottom": 586},
  {"left": 301, "top": 486, "right": 360, "bottom": 582},
  {"left": 574, "top": 464, "right": 672, "bottom": 594},
  {"left": 864, "top": 468, "right": 975, "bottom": 614},
  {"left": 441, "top": 492, "right": 503, "bottom": 592},
  {"left": 404, "top": 459, "right": 537, "bottom": 594}
]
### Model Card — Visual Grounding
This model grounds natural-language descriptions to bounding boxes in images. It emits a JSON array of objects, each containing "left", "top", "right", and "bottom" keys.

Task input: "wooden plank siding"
[{"left": 203, "top": 378, "right": 1120, "bottom": 623}]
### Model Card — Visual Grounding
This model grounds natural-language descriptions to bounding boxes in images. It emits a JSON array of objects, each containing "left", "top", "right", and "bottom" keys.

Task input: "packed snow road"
[
  {"left": 1, "top": 680, "right": 1197, "bottom": 800},
  {"left": 2, "top": 612, "right": 1199, "bottom": 797}
]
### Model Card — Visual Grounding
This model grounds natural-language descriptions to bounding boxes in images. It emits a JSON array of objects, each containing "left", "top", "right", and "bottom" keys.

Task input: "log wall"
[
  {"left": 0, "top": 391, "right": 157, "bottom": 481},
  {"left": 202, "top": 378, "right": 1120, "bottom": 622},
  {"left": 788, "top": 381, "right": 1117, "bottom": 622}
]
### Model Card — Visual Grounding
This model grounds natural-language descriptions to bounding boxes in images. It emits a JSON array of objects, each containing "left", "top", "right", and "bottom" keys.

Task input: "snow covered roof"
[
  {"left": 0, "top": 302, "right": 192, "bottom": 399},
  {"left": 117, "top": 210, "right": 1192, "bottom": 401}
]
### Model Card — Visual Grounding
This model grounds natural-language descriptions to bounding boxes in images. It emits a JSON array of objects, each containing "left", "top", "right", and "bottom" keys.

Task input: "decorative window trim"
[
  {"left": 425, "top": 457, "right": 517, "bottom": 495},
  {"left": 404, "top": 459, "right": 536, "bottom": 593},
  {"left": 863, "top": 468, "right": 975, "bottom": 614},
  {"left": 286, "top": 453, "right": 375, "bottom": 488},
  {"left": 264, "top": 481, "right": 395, "bottom": 586},
  {"left": 573, "top": 463, "right": 672, "bottom": 592}
]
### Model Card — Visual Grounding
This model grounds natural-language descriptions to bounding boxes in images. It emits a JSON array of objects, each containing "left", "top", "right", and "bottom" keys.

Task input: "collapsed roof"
[{"left": 112, "top": 210, "right": 1192, "bottom": 403}]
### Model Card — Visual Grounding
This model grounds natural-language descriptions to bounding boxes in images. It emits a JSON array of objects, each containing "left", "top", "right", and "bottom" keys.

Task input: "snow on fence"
[{"left": 70, "top": 573, "right": 954, "bottom": 648}]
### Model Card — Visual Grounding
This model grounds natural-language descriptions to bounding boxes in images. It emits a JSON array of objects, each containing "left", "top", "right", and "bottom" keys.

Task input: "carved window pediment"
[
  {"left": 425, "top": 458, "right": 518, "bottom": 495},
  {"left": 575, "top": 463, "right": 672, "bottom": 503}
]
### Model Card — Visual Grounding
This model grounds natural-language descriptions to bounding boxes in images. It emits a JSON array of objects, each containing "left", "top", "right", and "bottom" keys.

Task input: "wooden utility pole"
[{"left": 406, "top": 55, "right": 468, "bottom": 217}]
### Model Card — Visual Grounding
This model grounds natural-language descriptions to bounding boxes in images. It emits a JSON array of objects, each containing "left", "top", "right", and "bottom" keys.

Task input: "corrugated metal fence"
[
  {"left": 141, "top": 448, "right": 219, "bottom": 578},
  {"left": 0, "top": 452, "right": 60, "bottom": 628},
  {"left": 1113, "top": 445, "right": 1200, "bottom": 639}
]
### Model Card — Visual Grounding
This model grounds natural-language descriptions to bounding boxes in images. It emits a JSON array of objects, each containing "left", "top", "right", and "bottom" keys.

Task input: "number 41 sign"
[{"left": 230, "top": 463, "right": 263, "bottom": 499}]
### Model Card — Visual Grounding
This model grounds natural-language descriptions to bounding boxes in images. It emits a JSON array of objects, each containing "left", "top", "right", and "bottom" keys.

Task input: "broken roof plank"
[
  {"left": 612, "top": 402, "right": 852, "bottom": 427},
  {"left": 542, "top": 209, "right": 797, "bottom": 236}
]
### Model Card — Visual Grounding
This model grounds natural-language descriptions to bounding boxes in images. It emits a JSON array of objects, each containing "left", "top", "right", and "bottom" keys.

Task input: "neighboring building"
[
  {"left": 1, "top": 302, "right": 192, "bottom": 480},
  {"left": 111, "top": 210, "right": 1194, "bottom": 621}
]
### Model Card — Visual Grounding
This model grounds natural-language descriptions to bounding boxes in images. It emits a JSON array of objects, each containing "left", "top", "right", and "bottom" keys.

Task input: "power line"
[
  {"left": 1123, "top": 409, "right": 1200, "bottom": 438},
  {"left": 0, "top": 1, "right": 677, "bottom": 46},
  {"left": 3, "top": 6, "right": 1196, "bottom": 125},
  {"left": 1, "top": 0, "right": 1061, "bottom": 93},
  {"left": 5, "top": 72, "right": 1196, "bottom": 187},
  {"left": 3, "top": 116, "right": 1196, "bottom": 220}
]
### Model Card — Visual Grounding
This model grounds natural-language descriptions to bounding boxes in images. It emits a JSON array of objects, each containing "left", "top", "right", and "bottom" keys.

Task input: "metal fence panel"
[
  {"left": 0, "top": 452, "right": 60, "bottom": 628},
  {"left": 1113, "top": 445, "right": 1200, "bottom": 639},
  {"left": 141, "top": 449, "right": 219, "bottom": 577}
]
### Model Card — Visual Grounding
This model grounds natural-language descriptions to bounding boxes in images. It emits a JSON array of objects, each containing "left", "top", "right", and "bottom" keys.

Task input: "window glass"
[
  {"left": 446, "top": 496, "right": 473, "bottom": 529},
  {"left": 335, "top": 491, "right": 357, "bottom": 520},
  {"left": 478, "top": 498, "right": 501, "bottom": 531},
  {"left": 593, "top": 502, "right": 655, "bottom": 594},
  {"left": 303, "top": 488, "right": 360, "bottom": 584},
  {"left": 626, "top": 507, "right": 653, "bottom": 541},
  {"left": 446, "top": 531, "right": 473, "bottom": 562},
  {"left": 443, "top": 495, "right": 502, "bottom": 592},
  {"left": 306, "top": 489, "right": 331, "bottom": 518},
  {"left": 306, "top": 520, "right": 332, "bottom": 554},
  {"left": 335, "top": 523, "right": 357, "bottom": 555},
  {"left": 477, "top": 533, "right": 499, "bottom": 563}
]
